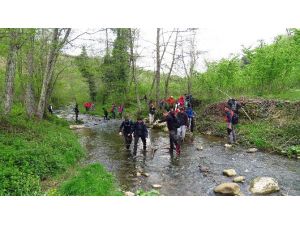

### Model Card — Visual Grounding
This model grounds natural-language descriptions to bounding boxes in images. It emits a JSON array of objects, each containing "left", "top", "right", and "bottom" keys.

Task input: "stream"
[{"left": 58, "top": 111, "right": 300, "bottom": 196}]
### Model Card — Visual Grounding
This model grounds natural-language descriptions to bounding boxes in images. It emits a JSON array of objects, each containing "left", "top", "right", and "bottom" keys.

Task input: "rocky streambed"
[{"left": 58, "top": 111, "right": 300, "bottom": 196}]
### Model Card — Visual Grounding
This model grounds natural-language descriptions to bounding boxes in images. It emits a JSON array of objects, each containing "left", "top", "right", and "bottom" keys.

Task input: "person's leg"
[
  {"left": 169, "top": 131, "right": 175, "bottom": 155},
  {"left": 182, "top": 125, "right": 186, "bottom": 141},
  {"left": 124, "top": 134, "right": 130, "bottom": 150},
  {"left": 232, "top": 126, "right": 236, "bottom": 143},
  {"left": 133, "top": 136, "right": 139, "bottom": 156},
  {"left": 141, "top": 136, "right": 147, "bottom": 151}
]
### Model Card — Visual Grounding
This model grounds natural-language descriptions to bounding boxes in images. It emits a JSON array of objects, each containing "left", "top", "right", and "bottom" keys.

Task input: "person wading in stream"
[
  {"left": 132, "top": 117, "right": 148, "bottom": 157},
  {"left": 225, "top": 104, "right": 238, "bottom": 144},
  {"left": 119, "top": 115, "right": 134, "bottom": 150},
  {"left": 177, "top": 107, "right": 189, "bottom": 142},
  {"left": 159, "top": 109, "right": 181, "bottom": 156},
  {"left": 74, "top": 103, "right": 79, "bottom": 123}
]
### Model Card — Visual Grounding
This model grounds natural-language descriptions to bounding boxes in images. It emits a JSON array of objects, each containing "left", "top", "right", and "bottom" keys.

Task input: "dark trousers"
[
  {"left": 169, "top": 130, "right": 178, "bottom": 152},
  {"left": 75, "top": 113, "right": 79, "bottom": 122},
  {"left": 112, "top": 111, "right": 116, "bottom": 119},
  {"left": 133, "top": 135, "right": 147, "bottom": 155},
  {"left": 123, "top": 133, "right": 133, "bottom": 150}
]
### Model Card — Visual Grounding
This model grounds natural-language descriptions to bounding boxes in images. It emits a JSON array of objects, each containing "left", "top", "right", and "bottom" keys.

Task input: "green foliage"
[
  {"left": 75, "top": 46, "right": 99, "bottom": 101},
  {"left": 0, "top": 105, "right": 85, "bottom": 195},
  {"left": 282, "top": 146, "right": 300, "bottom": 158},
  {"left": 58, "top": 163, "right": 123, "bottom": 196}
]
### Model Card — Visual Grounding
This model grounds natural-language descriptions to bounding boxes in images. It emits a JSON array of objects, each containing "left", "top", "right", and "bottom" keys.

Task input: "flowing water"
[{"left": 59, "top": 111, "right": 300, "bottom": 196}]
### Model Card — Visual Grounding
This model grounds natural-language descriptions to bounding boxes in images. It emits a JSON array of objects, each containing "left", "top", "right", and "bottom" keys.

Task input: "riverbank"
[
  {"left": 0, "top": 107, "right": 121, "bottom": 196},
  {"left": 195, "top": 98, "right": 300, "bottom": 158}
]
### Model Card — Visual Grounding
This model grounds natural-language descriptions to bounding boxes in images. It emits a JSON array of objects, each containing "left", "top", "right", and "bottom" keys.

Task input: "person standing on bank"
[
  {"left": 48, "top": 104, "right": 53, "bottom": 114},
  {"left": 119, "top": 115, "right": 134, "bottom": 150},
  {"left": 132, "top": 117, "right": 148, "bottom": 157},
  {"left": 74, "top": 103, "right": 79, "bottom": 123}
]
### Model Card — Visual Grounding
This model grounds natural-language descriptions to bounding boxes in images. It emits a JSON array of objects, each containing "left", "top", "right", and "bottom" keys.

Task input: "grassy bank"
[
  {"left": 195, "top": 97, "right": 300, "bottom": 158},
  {"left": 0, "top": 105, "right": 122, "bottom": 196}
]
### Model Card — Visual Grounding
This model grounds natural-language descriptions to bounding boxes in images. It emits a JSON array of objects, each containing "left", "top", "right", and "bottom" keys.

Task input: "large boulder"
[
  {"left": 249, "top": 177, "right": 280, "bottom": 195},
  {"left": 214, "top": 183, "right": 241, "bottom": 195},
  {"left": 223, "top": 169, "right": 237, "bottom": 177}
]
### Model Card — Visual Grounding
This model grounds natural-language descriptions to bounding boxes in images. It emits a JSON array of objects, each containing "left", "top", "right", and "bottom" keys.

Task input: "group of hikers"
[
  {"left": 70, "top": 94, "right": 242, "bottom": 158},
  {"left": 119, "top": 94, "right": 195, "bottom": 157}
]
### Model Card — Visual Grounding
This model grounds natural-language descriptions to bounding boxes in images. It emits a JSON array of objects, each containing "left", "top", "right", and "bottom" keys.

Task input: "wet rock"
[
  {"left": 214, "top": 183, "right": 241, "bottom": 195},
  {"left": 124, "top": 191, "right": 135, "bottom": 196},
  {"left": 247, "top": 148, "right": 258, "bottom": 153},
  {"left": 233, "top": 176, "right": 245, "bottom": 183},
  {"left": 136, "top": 172, "right": 141, "bottom": 177},
  {"left": 249, "top": 177, "right": 280, "bottom": 195},
  {"left": 142, "top": 172, "right": 150, "bottom": 177},
  {"left": 163, "top": 127, "right": 169, "bottom": 132},
  {"left": 244, "top": 169, "right": 249, "bottom": 173},
  {"left": 152, "top": 121, "right": 167, "bottom": 129},
  {"left": 152, "top": 184, "right": 162, "bottom": 188},
  {"left": 224, "top": 144, "right": 232, "bottom": 148},
  {"left": 198, "top": 165, "right": 209, "bottom": 173},
  {"left": 223, "top": 169, "right": 237, "bottom": 177},
  {"left": 196, "top": 145, "right": 203, "bottom": 151},
  {"left": 69, "top": 124, "right": 85, "bottom": 129}
]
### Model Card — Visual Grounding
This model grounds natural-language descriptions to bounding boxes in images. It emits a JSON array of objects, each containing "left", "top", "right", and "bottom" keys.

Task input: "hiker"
[
  {"left": 225, "top": 104, "right": 238, "bottom": 144},
  {"left": 177, "top": 107, "right": 189, "bottom": 142},
  {"left": 227, "top": 98, "right": 242, "bottom": 115},
  {"left": 48, "top": 104, "right": 53, "bottom": 114},
  {"left": 119, "top": 115, "right": 134, "bottom": 150},
  {"left": 132, "top": 117, "right": 148, "bottom": 156},
  {"left": 158, "top": 109, "right": 181, "bottom": 156},
  {"left": 149, "top": 103, "right": 156, "bottom": 125},
  {"left": 178, "top": 95, "right": 185, "bottom": 107},
  {"left": 118, "top": 104, "right": 124, "bottom": 119},
  {"left": 186, "top": 105, "right": 195, "bottom": 131},
  {"left": 74, "top": 103, "right": 79, "bottom": 122},
  {"left": 84, "top": 102, "right": 92, "bottom": 112},
  {"left": 103, "top": 107, "right": 109, "bottom": 120},
  {"left": 111, "top": 103, "right": 116, "bottom": 119},
  {"left": 167, "top": 96, "right": 176, "bottom": 109}
]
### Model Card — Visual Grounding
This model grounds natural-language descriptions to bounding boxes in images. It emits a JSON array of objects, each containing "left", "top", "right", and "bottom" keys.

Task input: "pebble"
[
  {"left": 247, "top": 148, "right": 258, "bottom": 153},
  {"left": 152, "top": 184, "right": 162, "bottom": 188},
  {"left": 196, "top": 145, "right": 204, "bottom": 151},
  {"left": 233, "top": 176, "right": 245, "bottom": 183},
  {"left": 224, "top": 144, "right": 232, "bottom": 148},
  {"left": 142, "top": 173, "right": 150, "bottom": 177},
  {"left": 223, "top": 169, "right": 237, "bottom": 177},
  {"left": 124, "top": 191, "right": 135, "bottom": 196},
  {"left": 136, "top": 172, "right": 141, "bottom": 177}
]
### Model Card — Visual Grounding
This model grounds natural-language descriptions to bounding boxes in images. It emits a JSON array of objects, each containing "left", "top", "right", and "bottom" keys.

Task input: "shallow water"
[{"left": 62, "top": 112, "right": 300, "bottom": 196}]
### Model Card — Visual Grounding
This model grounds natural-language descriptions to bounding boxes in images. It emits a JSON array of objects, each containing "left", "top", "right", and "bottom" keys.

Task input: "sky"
[{"left": 65, "top": 27, "right": 287, "bottom": 73}]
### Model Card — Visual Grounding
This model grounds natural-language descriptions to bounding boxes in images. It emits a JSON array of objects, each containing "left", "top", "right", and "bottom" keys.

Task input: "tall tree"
[
  {"left": 3, "top": 29, "right": 20, "bottom": 115},
  {"left": 155, "top": 28, "right": 161, "bottom": 105},
  {"left": 36, "top": 28, "right": 71, "bottom": 119},
  {"left": 129, "top": 28, "right": 141, "bottom": 112},
  {"left": 76, "top": 46, "right": 97, "bottom": 101}
]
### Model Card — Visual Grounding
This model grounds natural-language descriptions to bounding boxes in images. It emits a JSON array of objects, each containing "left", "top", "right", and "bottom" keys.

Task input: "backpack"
[{"left": 232, "top": 112, "right": 239, "bottom": 125}]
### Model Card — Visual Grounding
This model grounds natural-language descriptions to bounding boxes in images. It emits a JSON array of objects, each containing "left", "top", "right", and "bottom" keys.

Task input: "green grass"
[
  {"left": 0, "top": 104, "right": 121, "bottom": 196},
  {"left": 58, "top": 163, "right": 123, "bottom": 196}
]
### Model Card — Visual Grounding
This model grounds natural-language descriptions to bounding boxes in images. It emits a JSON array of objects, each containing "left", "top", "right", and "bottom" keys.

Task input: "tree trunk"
[
  {"left": 36, "top": 29, "right": 59, "bottom": 119},
  {"left": 4, "top": 30, "right": 19, "bottom": 115},
  {"left": 155, "top": 28, "right": 161, "bottom": 106},
  {"left": 36, "top": 28, "right": 71, "bottom": 119},
  {"left": 165, "top": 29, "right": 179, "bottom": 98},
  {"left": 25, "top": 34, "right": 36, "bottom": 118}
]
